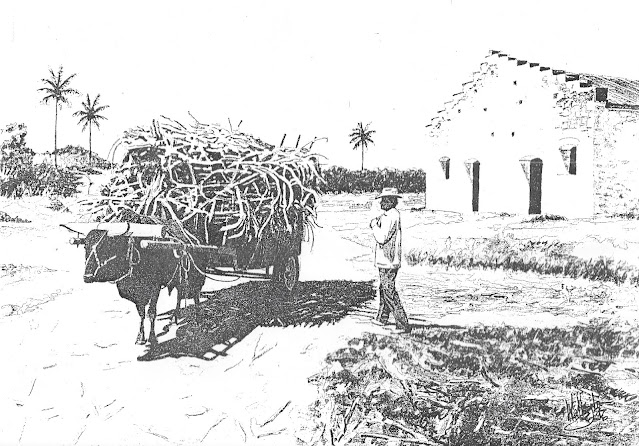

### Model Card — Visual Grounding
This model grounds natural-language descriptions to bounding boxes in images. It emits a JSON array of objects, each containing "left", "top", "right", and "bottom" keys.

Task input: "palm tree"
[
  {"left": 73, "top": 94, "right": 109, "bottom": 165},
  {"left": 349, "top": 122, "right": 376, "bottom": 171},
  {"left": 38, "top": 66, "right": 79, "bottom": 168}
]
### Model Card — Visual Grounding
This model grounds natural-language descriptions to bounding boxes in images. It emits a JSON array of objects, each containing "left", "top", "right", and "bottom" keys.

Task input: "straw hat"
[{"left": 375, "top": 187, "right": 402, "bottom": 199}]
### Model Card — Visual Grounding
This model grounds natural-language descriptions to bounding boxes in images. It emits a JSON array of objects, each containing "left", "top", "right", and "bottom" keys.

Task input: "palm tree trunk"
[
  {"left": 54, "top": 101, "right": 58, "bottom": 169},
  {"left": 88, "top": 123, "right": 92, "bottom": 166},
  {"left": 361, "top": 145, "right": 364, "bottom": 171}
]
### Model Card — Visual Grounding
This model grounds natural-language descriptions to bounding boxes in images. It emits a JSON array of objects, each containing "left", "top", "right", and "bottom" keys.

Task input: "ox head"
[{"left": 83, "top": 230, "right": 132, "bottom": 283}]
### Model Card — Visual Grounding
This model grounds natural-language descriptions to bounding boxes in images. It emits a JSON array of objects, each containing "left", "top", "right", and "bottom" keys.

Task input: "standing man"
[{"left": 369, "top": 187, "right": 411, "bottom": 333}]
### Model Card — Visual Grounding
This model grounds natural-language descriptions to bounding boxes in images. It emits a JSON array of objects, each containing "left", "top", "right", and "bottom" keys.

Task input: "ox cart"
[{"left": 61, "top": 220, "right": 303, "bottom": 293}]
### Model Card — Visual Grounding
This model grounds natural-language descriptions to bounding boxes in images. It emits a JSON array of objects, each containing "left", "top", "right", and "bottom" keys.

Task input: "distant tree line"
[{"left": 319, "top": 166, "right": 426, "bottom": 194}]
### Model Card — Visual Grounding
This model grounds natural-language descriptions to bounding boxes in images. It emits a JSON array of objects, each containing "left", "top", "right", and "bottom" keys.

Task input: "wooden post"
[
  {"left": 296, "top": 135, "right": 301, "bottom": 148},
  {"left": 280, "top": 134, "right": 286, "bottom": 147}
]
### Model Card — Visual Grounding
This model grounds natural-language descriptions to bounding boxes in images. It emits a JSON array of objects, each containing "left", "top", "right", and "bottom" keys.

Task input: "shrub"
[
  {"left": 0, "top": 211, "right": 30, "bottom": 223},
  {"left": 1, "top": 123, "right": 34, "bottom": 163},
  {"left": 1, "top": 123, "right": 35, "bottom": 177},
  {"left": 48, "top": 197, "right": 70, "bottom": 212},
  {"left": 612, "top": 211, "right": 639, "bottom": 220},
  {"left": 0, "top": 123, "right": 81, "bottom": 197},
  {"left": 0, "top": 163, "right": 80, "bottom": 198},
  {"left": 525, "top": 214, "right": 567, "bottom": 223},
  {"left": 57, "top": 145, "right": 114, "bottom": 170}
]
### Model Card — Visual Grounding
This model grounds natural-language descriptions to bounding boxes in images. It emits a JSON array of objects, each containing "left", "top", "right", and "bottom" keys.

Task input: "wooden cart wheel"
[{"left": 273, "top": 255, "right": 300, "bottom": 294}]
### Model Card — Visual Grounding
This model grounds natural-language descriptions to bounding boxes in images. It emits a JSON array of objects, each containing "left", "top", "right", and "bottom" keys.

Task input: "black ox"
[{"left": 82, "top": 227, "right": 208, "bottom": 345}]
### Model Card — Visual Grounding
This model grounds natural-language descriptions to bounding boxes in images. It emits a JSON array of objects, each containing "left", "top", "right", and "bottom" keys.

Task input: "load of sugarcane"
[{"left": 82, "top": 115, "right": 324, "bottom": 268}]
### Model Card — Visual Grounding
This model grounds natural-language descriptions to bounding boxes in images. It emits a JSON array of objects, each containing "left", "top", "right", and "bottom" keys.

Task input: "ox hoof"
[{"left": 135, "top": 335, "right": 146, "bottom": 345}]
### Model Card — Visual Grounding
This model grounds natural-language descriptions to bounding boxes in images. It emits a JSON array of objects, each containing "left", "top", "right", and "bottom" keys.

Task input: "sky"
[{"left": 1, "top": 0, "right": 638, "bottom": 170}]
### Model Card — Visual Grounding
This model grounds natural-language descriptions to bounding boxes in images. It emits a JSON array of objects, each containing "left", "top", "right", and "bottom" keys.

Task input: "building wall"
[
  {"left": 425, "top": 53, "right": 623, "bottom": 218},
  {"left": 592, "top": 111, "right": 639, "bottom": 215}
]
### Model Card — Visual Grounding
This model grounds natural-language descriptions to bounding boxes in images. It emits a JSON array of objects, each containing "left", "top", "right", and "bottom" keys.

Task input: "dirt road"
[
  {"left": 2, "top": 198, "right": 639, "bottom": 445},
  {"left": 0, "top": 204, "right": 385, "bottom": 446}
]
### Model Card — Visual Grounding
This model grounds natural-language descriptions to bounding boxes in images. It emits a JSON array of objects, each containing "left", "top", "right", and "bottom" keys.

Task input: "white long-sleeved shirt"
[{"left": 370, "top": 207, "right": 402, "bottom": 269}]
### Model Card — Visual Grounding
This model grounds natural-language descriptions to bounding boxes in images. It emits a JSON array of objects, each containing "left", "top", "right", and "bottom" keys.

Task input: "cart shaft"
[{"left": 139, "top": 240, "right": 236, "bottom": 256}]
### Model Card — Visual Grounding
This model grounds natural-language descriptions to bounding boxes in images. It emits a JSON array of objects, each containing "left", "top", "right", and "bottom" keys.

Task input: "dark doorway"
[
  {"left": 471, "top": 161, "right": 480, "bottom": 212},
  {"left": 529, "top": 158, "right": 543, "bottom": 214},
  {"left": 569, "top": 147, "right": 576, "bottom": 175}
]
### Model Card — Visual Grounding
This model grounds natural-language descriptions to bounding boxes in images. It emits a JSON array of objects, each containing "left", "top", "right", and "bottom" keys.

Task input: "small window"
[
  {"left": 439, "top": 157, "right": 451, "bottom": 180},
  {"left": 513, "top": 80, "right": 517, "bottom": 86},
  {"left": 512, "top": 132, "right": 515, "bottom": 137},
  {"left": 458, "top": 109, "right": 461, "bottom": 113},
  {"left": 491, "top": 132, "right": 495, "bottom": 137},
  {"left": 484, "top": 107, "right": 488, "bottom": 112},
  {"left": 519, "top": 99, "right": 523, "bottom": 104}
]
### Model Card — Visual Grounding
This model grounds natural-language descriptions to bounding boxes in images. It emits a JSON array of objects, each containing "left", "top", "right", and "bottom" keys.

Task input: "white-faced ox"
[{"left": 83, "top": 229, "right": 207, "bottom": 345}]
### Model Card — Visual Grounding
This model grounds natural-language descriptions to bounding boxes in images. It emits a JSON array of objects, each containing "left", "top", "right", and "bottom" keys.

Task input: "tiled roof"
[
  {"left": 488, "top": 50, "right": 639, "bottom": 105},
  {"left": 580, "top": 74, "right": 639, "bottom": 105}
]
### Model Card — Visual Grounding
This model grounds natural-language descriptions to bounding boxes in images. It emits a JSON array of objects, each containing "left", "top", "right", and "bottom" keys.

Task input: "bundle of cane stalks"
[{"left": 82, "top": 116, "right": 325, "bottom": 256}]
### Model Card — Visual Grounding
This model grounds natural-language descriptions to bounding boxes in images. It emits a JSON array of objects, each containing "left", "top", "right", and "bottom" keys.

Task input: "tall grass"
[
  {"left": 405, "top": 235, "right": 639, "bottom": 285},
  {"left": 320, "top": 166, "right": 426, "bottom": 194}
]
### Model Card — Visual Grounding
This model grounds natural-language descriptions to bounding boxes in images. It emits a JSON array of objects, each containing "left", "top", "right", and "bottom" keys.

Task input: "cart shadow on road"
[{"left": 137, "top": 279, "right": 376, "bottom": 361}]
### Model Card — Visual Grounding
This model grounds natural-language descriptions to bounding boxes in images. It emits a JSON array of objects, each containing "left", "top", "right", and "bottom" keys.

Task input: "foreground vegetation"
[{"left": 310, "top": 322, "right": 639, "bottom": 445}]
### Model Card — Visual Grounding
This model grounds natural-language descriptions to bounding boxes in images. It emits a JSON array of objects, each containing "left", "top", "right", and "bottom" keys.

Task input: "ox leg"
[
  {"left": 135, "top": 303, "right": 146, "bottom": 345},
  {"left": 148, "top": 290, "right": 161, "bottom": 345},
  {"left": 184, "top": 286, "right": 203, "bottom": 324},
  {"left": 175, "top": 285, "right": 195, "bottom": 324},
  {"left": 173, "top": 295, "right": 181, "bottom": 325},
  {"left": 192, "top": 289, "right": 201, "bottom": 324}
]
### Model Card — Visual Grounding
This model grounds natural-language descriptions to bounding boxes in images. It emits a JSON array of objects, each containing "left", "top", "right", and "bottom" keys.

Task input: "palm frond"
[
  {"left": 60, "top": 87, "right": 80, "bottom": 96},
  {"left": 93, "top": 115, "right": 108, "bottom": 130},
  {"left": 58, "top": 71, "right": 77, "bottom": 89},
  {"left": 39, "top": 93, "right": 57, "bottom": 104},
  {"left": 37, "top": 80, "right": 57, "bottom": 91}
]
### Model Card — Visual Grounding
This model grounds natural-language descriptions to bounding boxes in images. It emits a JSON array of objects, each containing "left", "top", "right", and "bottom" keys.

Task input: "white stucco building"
[{"left": 426, "top": 50, "right": 639, "bottom": 218}]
